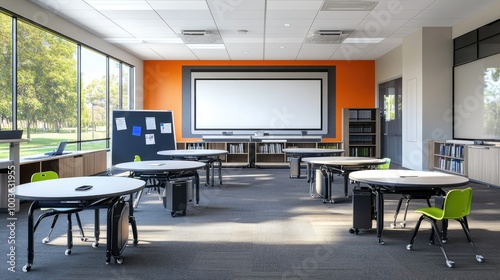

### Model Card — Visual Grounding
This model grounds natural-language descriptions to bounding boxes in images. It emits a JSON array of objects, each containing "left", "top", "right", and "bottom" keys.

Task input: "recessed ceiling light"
[
  {"left": 284, "top": 23, "right": 291, "bottom": 27},
  {"left": 343, "top": 38, "right": 384, "bottom": 43},
  {"left": 279, "top": 46, "right": 286, "bottom": 49}
]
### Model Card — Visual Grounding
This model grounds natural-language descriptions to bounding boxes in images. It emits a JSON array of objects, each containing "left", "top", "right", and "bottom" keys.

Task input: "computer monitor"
[{"left": 44, "top": 141, "right": 68, "bottom": 156}]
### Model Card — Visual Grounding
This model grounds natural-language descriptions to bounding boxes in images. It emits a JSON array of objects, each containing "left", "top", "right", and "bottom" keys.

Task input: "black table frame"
[{"left": 24, "top": 193, "right": 138, "bottom": 271}]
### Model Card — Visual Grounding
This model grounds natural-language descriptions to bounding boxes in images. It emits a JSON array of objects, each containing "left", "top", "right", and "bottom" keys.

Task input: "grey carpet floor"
[{"left": 2, "top": 167, "right": 500, "bottom": 280}]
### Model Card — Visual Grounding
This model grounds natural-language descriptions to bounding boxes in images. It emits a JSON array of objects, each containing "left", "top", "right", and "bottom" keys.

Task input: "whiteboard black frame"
[{"left": 182, "top": 66, "right": 336, "bottom": 138}]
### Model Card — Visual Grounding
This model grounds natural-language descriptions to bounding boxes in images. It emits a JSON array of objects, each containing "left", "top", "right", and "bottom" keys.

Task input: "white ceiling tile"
[
  {"left": 267, "top": 1, "right": 323, "bottom": 11},
  {"left": 29, "top": 0, "right": 500, "bottom": 60},
  {"left": 147, "top": 0, "right": 209, "bottom": 10}
]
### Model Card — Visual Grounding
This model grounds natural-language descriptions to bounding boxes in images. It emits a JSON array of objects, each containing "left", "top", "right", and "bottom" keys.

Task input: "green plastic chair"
[
  {"left": 132, "top": 155, "right": 161, "bottom": 208},
  {"left": 376, "top": 157, "right": 391, "bottom": 169},
  {"left": 32, "top": 171, "right": 86, "bottom": 255},
  {"left": 406, "top": 187, "right": 484, "bottom": 268}
]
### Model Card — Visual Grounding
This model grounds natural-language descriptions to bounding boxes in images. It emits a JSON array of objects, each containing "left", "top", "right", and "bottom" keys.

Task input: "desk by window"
[
  {"left": 15, "top": 176, "right": 145, "bottom": 272},
  {"left": 349, "top": 169, "right": 469, "bottom": 245}
]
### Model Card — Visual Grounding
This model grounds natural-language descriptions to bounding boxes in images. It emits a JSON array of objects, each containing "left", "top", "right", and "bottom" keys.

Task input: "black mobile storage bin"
[
  {"left": 350, "top": 187, "right": 374, "bottom": 235},
  {"left": 107, "top": 197, "right": 130, "bottom": 264},
  {"left": 163, "top": 180, "right": 188, "bottom": 217}
]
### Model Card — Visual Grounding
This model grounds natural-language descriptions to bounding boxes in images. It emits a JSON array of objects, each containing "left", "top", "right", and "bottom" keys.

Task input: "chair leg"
[
  {"left": 34, "top": 211, "right": 57, "bottom": 233},
  {"left": 408, "top": 216, "right": 454, "bottom": 268},
  {"left": 74, "top": 213, "right": 87, "bottom": 242},
  {"left": 42, "top": 214, "right": 60, "bottom": 244},
  {"left": 391, "top": 197, "right": 404, "bottom": 228},
  {"left": 65, "top": 214, "right": 73, "bottom": 255},
  {"left": 457, "top": 218, "right": 485, "bottom": 263},
  {"left": 426, "top": 218, "right": 455, "bottom": 268},
  {"left": 400, "top": 197, "right": 412, "bottom": 228},
  {"left": 407, "top": 215, "right": 424, "bottom": 248}
]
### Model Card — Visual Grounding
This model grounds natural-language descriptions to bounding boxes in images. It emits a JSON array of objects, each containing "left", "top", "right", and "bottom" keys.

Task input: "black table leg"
[
  {"left": 211, "top": 160, "right": 215, "bottom": 186},
  {"left": 93, "top": 209, "right": 100, "bottom": 248},
  {"left": 205, "top": 161, "right": 210, "bottom": 186},
  {"left": 105, "top": 205, "right": 112, "bottom": 264},
  {"left": 376, "top": 189, "right": 385, "bottom": 244},
  {"left": 217, "top": 158, "right": 223, "bottom": 185},
  {"left": 195, "top": 172, "right": 200, "bottom": 206},
  {"left": 23, "top": 201, "right": 38, "bottom": 272},
  {"left": 129, "top": 193, "right": 138, "bottom": 245}
]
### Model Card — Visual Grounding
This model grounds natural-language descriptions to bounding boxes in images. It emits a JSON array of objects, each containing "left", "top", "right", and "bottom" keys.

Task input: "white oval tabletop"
[
  {"left": 15, "top": 176, "right": 145, "bottom": 201},
  {"left": 302, "top": 156, "right": 386, "bottom": 166},
  {"left": 349, "top": 169, "right": 469, "bottom": 187},
  {"left": 114, "top": 160, "right": 206, "bottom": 172}
]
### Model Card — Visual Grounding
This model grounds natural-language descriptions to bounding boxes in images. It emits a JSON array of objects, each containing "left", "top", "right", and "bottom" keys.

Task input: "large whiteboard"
[{"left": 190, "top": 71, "right": 328, "bottom": 135}]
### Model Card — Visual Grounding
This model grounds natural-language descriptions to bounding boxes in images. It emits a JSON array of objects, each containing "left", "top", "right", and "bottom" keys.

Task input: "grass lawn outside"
[{"left": 0, "top": 131, "right": 108, "bottom": 159}]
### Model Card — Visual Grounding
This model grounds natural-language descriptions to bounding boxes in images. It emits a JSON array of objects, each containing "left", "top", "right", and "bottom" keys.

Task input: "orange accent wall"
[{"left": 143, "top": 60, "right": 375, "bottom": 142}]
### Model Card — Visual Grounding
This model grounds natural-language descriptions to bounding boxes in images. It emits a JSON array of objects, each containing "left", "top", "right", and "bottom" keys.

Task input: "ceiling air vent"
[
  {"left": 182, "top": 30, "right": 208, "bottom": 36},
  {"left": 179, "top": 30, "right": 222, "bottom": 44},
  {"left": 305, "top": 30, "right": 350, "bottom": 44}
]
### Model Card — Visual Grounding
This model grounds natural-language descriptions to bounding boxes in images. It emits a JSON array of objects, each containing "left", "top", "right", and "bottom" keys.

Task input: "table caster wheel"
[
  {"left": 406, "top": 244, "right": 413, "bottom": 250},
  {"left": 349, "top": 228, "right": 359, "bottom": 235},
  {"left": 378, "top": 238, "right": 385, "bottom": 245},
  {"left": 42, "top": 237, "right": 50, "bottom": 244},
  {"left": 171, "top": 212, "right": 176, "bottom": 217},
  {"left": 115, "top": 257, "right": 124, "bottom": 264},
  {"left": 92, "top": 242, "right": 99, "bottom": 248},
  {"left": 446, "top": 260, "right": 455, "bottom": 268},
  {"left": 390, "top": 223, "right": 397, "bottom": 229},
  {"left": 23, "top": 264, "right": 31, "bottom": 272},
  {"left": 65, "top": 249, "right": 71, "bottom": 255},
  {"left": 81, "top": 237, "right": 88, "bottom": 242},
  {"left": 476, "top": 255, "right": 485, "bottom": 263}
]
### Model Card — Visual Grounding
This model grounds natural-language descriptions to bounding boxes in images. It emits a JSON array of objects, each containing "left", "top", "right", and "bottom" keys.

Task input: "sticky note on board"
[{"left": 132, "top": 126, "right": 142, "bottom": 136}]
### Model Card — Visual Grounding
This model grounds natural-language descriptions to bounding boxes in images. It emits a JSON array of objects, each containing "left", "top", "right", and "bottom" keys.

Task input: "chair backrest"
[
  {"left": 442, "top": 187, "right": 472, "bottom": 220},
  {"left": 377, "top": 158, "right": 391, "bottom": 169},
  {"left": 134, "top": 155, "right": 141, "bottom": 162},
  {"left": 31, "top": 171, "right": 59, "bottom": 182}
]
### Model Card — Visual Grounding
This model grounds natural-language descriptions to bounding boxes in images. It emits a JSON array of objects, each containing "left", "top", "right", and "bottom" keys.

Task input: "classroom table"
[
  {"left": 301, "top": 156, "right": 387, "bottom": 202},
  {"left": 15, "top": 176, "right": 145, "bottom": 272},
  {"left": 114, "top": 160, "right": 206, "bottom": 207},
  {"left": 349, "top": 169, "right": 469, "bottom": 245},
  {"left": 157, "top": 149, "right": 228, "bottom": 186},
  {"left": 282, "top": 148, "right": 344, "bottom": 179}
]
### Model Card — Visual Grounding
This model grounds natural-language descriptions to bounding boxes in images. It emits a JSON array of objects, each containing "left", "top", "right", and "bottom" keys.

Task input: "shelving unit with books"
[
  {"left": 342, "top": 108, "right": 380, "bottom": 158},
  {"left": 429, "top": 141, "right": 468, "bottom": 176},
  {"left": 254, "top": 142, "right": 288, "bottom": 167}
]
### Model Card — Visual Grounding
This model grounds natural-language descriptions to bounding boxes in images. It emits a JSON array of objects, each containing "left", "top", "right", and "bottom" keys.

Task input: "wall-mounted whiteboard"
[
  {"left": 454, "top": 52, "right": 500, "bottom": 141},
  {"left": 190, "top": 71, "right": 328, "bottom": 135}
]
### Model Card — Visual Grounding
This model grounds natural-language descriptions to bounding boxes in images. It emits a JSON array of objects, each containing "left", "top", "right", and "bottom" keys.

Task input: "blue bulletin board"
[{"left": 111, "top": 110, "right": 176, "bottom": 165}]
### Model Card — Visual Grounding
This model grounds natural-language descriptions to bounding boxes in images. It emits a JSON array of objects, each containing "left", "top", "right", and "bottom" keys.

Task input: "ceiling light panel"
[{"left": 320, "top": 1, "right": 379, "bottom": 11}]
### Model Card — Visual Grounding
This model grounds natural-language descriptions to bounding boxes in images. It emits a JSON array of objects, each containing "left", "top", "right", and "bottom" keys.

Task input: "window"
[
  {"left": 0, "top": 11, "right": 134, "bottom": 159},
  {"left": 81, "top": 46, "right": 107, "bottom": 150},
  {"left": 0, "top": 12, "right": 12, "bottom": 132}
]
